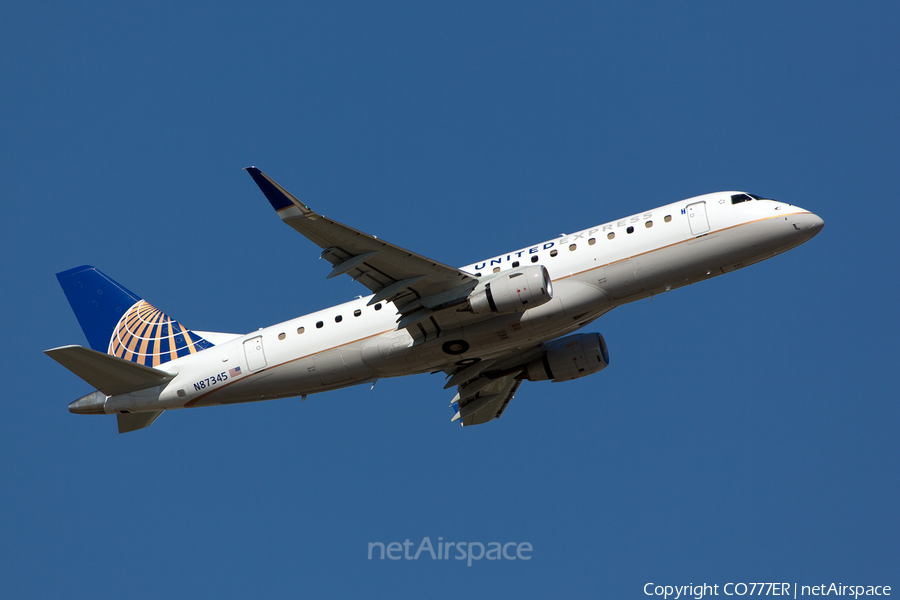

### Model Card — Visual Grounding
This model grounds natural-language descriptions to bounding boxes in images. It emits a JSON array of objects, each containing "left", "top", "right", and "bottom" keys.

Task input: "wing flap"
[{"left": 45, "top": 345, "right": 174, "bottom": 396}]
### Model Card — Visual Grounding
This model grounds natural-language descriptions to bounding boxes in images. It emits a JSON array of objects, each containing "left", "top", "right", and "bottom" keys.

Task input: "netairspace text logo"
[{"left": 368, "top": 537, "right": 532, "bottom": 567}]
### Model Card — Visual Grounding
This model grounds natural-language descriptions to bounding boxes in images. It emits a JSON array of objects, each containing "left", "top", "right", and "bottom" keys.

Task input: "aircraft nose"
[
  {"left": 68, "top": 390, "right": 107, "bottom": 415},
  {"left": 803, "top": 212, "right": 824, "bottom": 237},
  {"left": 810, "top": 215, "right": 825, "bottom": 235},
  {"left": 790, "top": 211, "right": 824, "bottom": 240}
]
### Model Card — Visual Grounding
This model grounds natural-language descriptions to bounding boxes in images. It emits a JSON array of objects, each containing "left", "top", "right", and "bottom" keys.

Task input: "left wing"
[{"left": 245, "top": 168, "right": 479, "bottom": 334}]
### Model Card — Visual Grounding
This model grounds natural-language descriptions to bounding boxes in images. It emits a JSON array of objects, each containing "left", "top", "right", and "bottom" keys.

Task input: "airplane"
[{"left": 46, "top": 168, "right": 824, "bottom": 433}]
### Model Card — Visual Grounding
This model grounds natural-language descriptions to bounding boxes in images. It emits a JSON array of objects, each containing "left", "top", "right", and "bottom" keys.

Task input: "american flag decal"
[{"left": 229, "top": 366, "right": 242, "bottom": 377}]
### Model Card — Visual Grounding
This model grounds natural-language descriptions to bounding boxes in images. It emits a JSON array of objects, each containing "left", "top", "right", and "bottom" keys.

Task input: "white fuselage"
[{"left": 104, "top": 193, "right": 823, "bottom": 414}]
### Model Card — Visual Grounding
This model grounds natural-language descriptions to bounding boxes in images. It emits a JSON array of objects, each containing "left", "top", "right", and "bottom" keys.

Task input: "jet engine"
[
  {"left": 524, "top": 333, "right": 610, "bottom": 382},
  {"left": 468, "top": 265, "right": 553, "bottom": 315}
]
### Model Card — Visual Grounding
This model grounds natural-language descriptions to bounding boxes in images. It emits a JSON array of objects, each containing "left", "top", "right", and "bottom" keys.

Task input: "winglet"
[{"left": 244, "top": 167, "right": 309, "bottom": 213}]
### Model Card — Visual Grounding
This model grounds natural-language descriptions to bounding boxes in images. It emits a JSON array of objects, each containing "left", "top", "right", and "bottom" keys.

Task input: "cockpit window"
[{"left": 732, "top": 192, "right": 772, "bottom": 204}]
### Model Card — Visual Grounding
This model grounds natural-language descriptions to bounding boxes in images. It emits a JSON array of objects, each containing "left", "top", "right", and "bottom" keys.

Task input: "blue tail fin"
[{"left": 56, "top": 266, "right": 213, "bottom": 367}]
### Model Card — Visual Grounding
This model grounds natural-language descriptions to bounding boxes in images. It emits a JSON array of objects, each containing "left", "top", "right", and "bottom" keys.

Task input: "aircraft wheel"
[{"left": 442, "top": 340, "right": 469, "bottom": 355}]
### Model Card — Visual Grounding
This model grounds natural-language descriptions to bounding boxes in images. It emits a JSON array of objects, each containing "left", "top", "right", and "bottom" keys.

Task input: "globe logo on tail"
[{"left": 108, "top": 300, "right": 213, "bottom": 367}]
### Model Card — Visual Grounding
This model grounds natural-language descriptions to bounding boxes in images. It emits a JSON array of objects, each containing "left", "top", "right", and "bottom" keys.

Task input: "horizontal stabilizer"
[
  {"left": 45, "top": 345, "right": 174, "bottom": 396},
  {"left": 117, "top": 411, "right": 163, "bottom": 434}
]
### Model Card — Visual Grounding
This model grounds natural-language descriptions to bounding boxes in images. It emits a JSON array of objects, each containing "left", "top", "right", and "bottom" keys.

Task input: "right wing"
[
  {"left": 452, "top": 373, "right": 522, "bottom": 427},
  {"left": 446, "top": 345, "right": 545, "bottom": 426}
]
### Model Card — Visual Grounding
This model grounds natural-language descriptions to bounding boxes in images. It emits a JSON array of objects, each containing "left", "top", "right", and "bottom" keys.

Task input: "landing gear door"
[
  {"left": 243, "top": 336, "right": 267, "bottom": 372},
  {"left": 687, "top": 201, "right": 710, "bottom": 236}
]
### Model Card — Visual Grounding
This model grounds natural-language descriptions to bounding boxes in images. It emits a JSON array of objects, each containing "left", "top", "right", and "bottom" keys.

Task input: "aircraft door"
[
  {"left": 243, "top": 336, "right": 267, "bottom": 372},
  {"left": 687, "top": 201, "right": 710, "bottom": 236}
]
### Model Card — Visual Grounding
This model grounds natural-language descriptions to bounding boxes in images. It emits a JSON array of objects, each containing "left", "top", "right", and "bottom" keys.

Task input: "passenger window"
[
  {"left": 316, "top": 321, "right": 324, "bottom": 329},
  {"left": 475, "top": 272, "right": 482, "bottom": 277},
  {"left": 493, "top": 267, "right": 501, "bottom": 273},
  {"left": 335, "top": 315, "right": 342, "bottom": 323},
  {"left": 297, "top": 327, "right": 305, "bottom": 334},
  {"left": 626, "top": 226, "right": 634, "bottom": 234},
  {"left": 607, "top": 232, "right": 615, "bottom": 240},
  {"left": 354, "top": 309, "right": 361, "bottom": 317},
  {"left": 512, "top": 261, "right": 519, "bottom": 268},
  {"left": 550, "top": 249, "right": 558, "bottom": 257},
  {"left": 530, "top": 255, "right": 538, "bottom": 263},
  {"left": 278, "top": 332, "right": 286, "bottom": 340},
  {"left": 588, "top": 238, "right": 596, "bottom": 245},
  {"left": 645, "top": 221, "right": 653, "bottom": 228},
  {"left": 374, "top": 303, "right": 382, "bottom": 311},
  {"left": 664, "top": 215, "right": 672, "bottom": 223},
  {"left": 569, "top": 244, "right": 576, "bottom": 251}
]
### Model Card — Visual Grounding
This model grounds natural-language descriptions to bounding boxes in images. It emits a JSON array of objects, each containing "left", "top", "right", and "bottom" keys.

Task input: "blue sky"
[{"left": 1, "top": 2, "right": 897, "bottom": 598}]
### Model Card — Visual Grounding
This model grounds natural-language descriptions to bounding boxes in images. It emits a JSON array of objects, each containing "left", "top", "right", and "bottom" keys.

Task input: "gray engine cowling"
[
  {"left": 468, "top": 265, "right": 553, "bottom": 315},
  {"left": 525, "top": 333, "right": 610, "bottom": 382}
]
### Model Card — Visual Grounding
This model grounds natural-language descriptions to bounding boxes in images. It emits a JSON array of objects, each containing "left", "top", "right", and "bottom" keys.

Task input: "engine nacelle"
[
  {"left": 468, "top": 265, "right": 553, "bottom": 315},
  {"left": 524, "top": 333, "right": 610, "bottom": 382}
]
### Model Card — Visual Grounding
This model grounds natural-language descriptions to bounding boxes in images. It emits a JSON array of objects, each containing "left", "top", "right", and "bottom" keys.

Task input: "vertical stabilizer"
[{"left": 56, "top": 266, "right": 213, "bottom": 367}]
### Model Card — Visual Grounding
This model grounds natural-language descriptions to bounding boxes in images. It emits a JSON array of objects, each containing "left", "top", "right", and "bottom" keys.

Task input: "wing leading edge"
[{"left": 245, "top": 167, "right": 479, "bottom": 336}]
